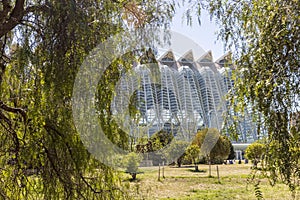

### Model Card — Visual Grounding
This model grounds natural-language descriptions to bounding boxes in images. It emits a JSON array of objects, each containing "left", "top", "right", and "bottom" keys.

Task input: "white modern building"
[{"left": 112, "top": 49, "right": 260, "bottom": 143}]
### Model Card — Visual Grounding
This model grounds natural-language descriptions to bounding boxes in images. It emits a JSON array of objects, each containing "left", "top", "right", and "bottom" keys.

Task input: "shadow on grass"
[
  {"left": 125, "top": 177, "right": 142, "bottom": 182},
  {"left": 187, "top": 169, "right": 206, "bottom": 173},
  {"left": 169, "top": 165, "right": 195, "bottom": 168}
]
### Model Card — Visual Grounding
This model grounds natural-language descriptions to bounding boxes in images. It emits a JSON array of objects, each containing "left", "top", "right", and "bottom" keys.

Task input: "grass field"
[{"left": 121, "top": 164, "right": 299, "bottom": 200}]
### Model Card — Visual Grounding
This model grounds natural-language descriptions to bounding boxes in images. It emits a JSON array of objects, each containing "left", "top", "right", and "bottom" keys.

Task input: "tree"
[
  {"left": 148, "top": 130, "right": 174, "bottom": 165},
  {"left": 227, "top": 141, "right": 235, "bottom": 160},
  {"left": 245, "top": 143, "right": 265, "bottom": 168},
  {"left": 193, "top": 128, "right": 231, "bottom": 163},
  {"left": 0, "top": 0, "right": 175, "bottom": 199},
  {"left": 163, "top": 140, "right": 189, "bottom": 167},
  {"left": 192, "top": 128, "right": 231, "bottom": 176},
  {"left": 185, "top": 144, "right": 200, "bottom": 171},
  {"left": 124, "top": 152, "right": 142, "bottom": 180},
  {"left": 205, "top": 0, "right": 300, "bottom": 191},
  {"left": 184, "top": 0, "right": 300, "bottom": 191}
]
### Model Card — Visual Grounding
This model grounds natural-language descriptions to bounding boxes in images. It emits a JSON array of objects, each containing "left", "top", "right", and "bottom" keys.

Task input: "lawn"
[{"left": 121, "top": 163, "right": 300, "bottom": 200}]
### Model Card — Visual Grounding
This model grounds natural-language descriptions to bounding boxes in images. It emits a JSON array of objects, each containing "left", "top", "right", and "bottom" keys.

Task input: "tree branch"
[
  {"left": 0, "top": 0, "right": 12, "bottom": 21},
  {"left": 0, "top": 1, "right": 49, "bottom": 38},
  {"left": 10, "top": 0, "right": 25, "bottom": 19},
  {"left": 0, "top": 110, "right": 12, "bottom": 126},
  {"left": 0, "top": 62, "right": 5, "bottom": 86},
  {"left": 0, "top": 0, "right": 25, "bottom": 38},
  {"left": 0, "top": 100, "right": 26, "bottom": 122}
]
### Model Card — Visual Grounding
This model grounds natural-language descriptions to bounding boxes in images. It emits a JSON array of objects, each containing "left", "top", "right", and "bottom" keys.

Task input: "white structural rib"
[{"left": 111, "top": 50, "right": 262, "bottom": 143}]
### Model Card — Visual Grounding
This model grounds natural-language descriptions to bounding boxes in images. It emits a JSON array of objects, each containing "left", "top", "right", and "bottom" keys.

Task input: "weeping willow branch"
[{"left": 0, "top": 100, "right": 26, "bottom": 122}]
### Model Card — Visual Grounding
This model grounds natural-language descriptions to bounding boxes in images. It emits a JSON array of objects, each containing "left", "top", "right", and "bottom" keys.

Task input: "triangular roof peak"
[
  {"left": 197, "top": 51, "right": 213, "bottom": 63},
  {"left": 158, "top": 50, "right": 176, "bottom": 62},
  {"left": 215, "top": 52, "right": 233, "bottom": 68},
  {"left": 179, "top": 50, "right": 194, "bottom": 63}
]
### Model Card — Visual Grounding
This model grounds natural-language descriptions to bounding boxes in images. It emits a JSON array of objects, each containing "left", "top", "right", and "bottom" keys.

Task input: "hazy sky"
[{"left": 170, "top": 7, "right": 226, "bottom": 61}]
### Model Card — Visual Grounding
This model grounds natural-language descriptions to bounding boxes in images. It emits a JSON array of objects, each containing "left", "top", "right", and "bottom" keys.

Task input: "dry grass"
[{"left": 120, "top": 164, "right": 300, "bottom": 200}]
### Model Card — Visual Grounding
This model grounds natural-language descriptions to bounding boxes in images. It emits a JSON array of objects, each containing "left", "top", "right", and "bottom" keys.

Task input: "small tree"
[
  {"left": 210, "top": 135, "right": 231, "bottom": 163},
  {"left": 185, "top": 144, "right": 201, "bottom": 171},
  {"left": 193, "top": 128, "right": 231, "bottom": 176},
  {"left": 245, "top": 143, "right": 265, "bottom": 168},
  {"left": 134, "top": 130, "right": 174, "bottom": 166},
  {"left": 163, "top": 140, "right": 189, "bottom": 167},
  {"left": 149, "top": 130, "right": 174, "bottom": 165},
  {"left": 193, "top": 128, "right": 231, "bottom": 163},
  {"left": 125, "top": 152, "right": 142, "bottom": 180}
]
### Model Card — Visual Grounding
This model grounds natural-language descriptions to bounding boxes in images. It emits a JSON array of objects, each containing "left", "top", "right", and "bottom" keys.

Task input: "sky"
[{"left": 170, "top": 7, "right": 226, "bottom": 61}]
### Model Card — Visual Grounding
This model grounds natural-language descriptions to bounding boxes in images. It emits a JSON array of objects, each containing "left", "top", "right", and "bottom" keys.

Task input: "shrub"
[{"left": 245, "top": 143, "right": 265, "bottom": 168}]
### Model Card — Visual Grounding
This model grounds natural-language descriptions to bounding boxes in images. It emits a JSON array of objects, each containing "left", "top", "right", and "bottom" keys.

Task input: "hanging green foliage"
[
  {"left": 188, "top": 0, "right": 300, "bottom": 192},
  {"left": 0, "top": 0, "right": 175, "bottom": 199}
]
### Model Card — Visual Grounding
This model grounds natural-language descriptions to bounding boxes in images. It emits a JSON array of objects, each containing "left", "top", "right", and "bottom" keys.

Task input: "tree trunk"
[
  {"left": 208, "top": 155, "right": 212, "bottom": 177},
  {"left": 0, "top": 62, "right": 5, "bottom": 86},
  {"left": 131, "top": 173, "right": 137, "bottom": 180},
  {"left": 177, "top": 161, "right": 181, "bottom": 168}
]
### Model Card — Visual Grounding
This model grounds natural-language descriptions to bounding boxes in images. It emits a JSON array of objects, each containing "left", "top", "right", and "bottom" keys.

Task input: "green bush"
[{"left": 245, "top": 142, "right": 265, "bottom": 167}]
